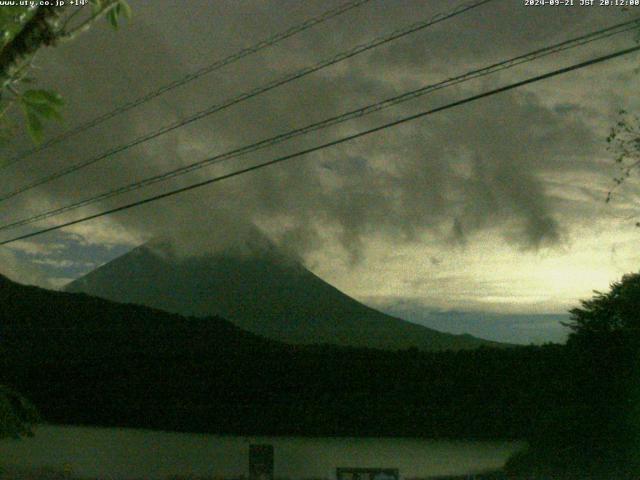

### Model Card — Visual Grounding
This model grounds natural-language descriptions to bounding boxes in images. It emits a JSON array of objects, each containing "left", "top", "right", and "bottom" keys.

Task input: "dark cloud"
[{"left": 0, "top": 0, "right": 632, "bottom": 267}]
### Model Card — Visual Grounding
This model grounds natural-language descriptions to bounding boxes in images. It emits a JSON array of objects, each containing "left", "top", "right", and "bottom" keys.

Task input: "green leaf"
[
  {"left": 119, "top": 0, "right": 132, "bottom": 20},
  {"left": 41, "top": 90, "right": 64, "bottom": 106},
  {"left": 25, "top": 110, "right": 43, "bottom": 143},
  {"left": 106, "top": 5, "right": 120, "bottom": 29},
  {"left": 22, "top": 89, "right": 63, "bottom": 106},
  {"left": 25, "top": 101, "right": 62, "bottom": 121},
  {"left": 21, "top": 90, "right": 64, "bottom": 122}
]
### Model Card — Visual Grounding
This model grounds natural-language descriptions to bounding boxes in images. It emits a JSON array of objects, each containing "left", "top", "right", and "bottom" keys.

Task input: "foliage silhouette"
[{"left": 506, "top": 272, "right": 640, "bottom": 479}]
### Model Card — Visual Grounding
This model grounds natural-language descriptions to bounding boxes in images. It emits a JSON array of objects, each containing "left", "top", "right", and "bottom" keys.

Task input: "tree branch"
[{"left": 0, "top": 6, "right": 66, "bottom": 89}]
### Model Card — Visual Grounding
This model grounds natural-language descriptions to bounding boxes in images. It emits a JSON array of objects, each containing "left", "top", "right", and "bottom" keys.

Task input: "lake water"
[{"left": 0, "top": 425, "right": 525, "bottom": 479}]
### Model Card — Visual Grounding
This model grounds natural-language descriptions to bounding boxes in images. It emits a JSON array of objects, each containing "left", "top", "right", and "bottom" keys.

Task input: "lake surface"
[{"left": 0, "top": 425, "right": 524, "bottom": 479}]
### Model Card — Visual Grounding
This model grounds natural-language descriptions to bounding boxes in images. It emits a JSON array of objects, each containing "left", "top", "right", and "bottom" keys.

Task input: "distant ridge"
[{"left": 65, "top": 227, "right": 500, "bottom": 351}]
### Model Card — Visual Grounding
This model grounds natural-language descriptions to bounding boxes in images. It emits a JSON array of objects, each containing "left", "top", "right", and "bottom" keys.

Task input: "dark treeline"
[{"left": 0, "top": 273, "right": 572, "bottom": 440}]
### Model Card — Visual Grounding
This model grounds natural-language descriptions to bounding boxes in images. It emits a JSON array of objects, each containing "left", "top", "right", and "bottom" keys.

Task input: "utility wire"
[
  {"left": 1, "top": 44, "right": 638, "bottom": 247},
  {"left": 1, "top": 0, "right": 373, "bottom": 170},
  {"left": 0, "top": 0, "right": 495, "bottom": 203},
  {"left": 0, "top": 18, "right": 637, "bottom": 233}
]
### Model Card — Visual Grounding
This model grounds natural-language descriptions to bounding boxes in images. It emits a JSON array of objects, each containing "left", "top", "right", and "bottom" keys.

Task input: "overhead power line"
[
  {"left": 0, "top": 18, "right": 637, "bottom": 234},
  {"left": 1, "top": 0, "right": 373, "bottom": 169},
  {"left": 0, "top": 0, "right": 495, "bottom": 203},
  {"left": 1, "top": 44, "right": 638, "bottom": 247}
]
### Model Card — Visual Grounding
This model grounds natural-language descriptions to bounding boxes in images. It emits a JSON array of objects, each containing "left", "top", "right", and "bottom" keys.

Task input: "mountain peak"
[
  {"left": 144, "top": 223, "right": 288, "bottom": 261},
  {"left": 66, "top": 227, "right": 499, "bottom": 351}
]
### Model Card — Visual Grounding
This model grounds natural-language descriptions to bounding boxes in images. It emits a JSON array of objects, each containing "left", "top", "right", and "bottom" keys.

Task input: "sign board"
[
  {"left": 249, "top": 444, "right": 274, "bottom": 480},
  {"left": 336, "top": 467, "right": 399, "bottom": 480}
]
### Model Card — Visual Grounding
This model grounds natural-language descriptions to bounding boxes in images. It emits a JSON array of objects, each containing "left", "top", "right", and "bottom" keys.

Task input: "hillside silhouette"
[{"left": 2, "top": 273, "right": 569, "bottom": 438}]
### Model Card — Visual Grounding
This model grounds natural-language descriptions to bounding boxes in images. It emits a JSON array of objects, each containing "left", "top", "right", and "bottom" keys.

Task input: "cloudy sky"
[{"left": 1, "top": 0, "right": 639, "bottom": 343}]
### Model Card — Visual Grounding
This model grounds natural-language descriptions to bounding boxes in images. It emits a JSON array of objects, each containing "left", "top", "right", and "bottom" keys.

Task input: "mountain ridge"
[{"left": 65, "top": 231, "right": 501, "bottom": 351}]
